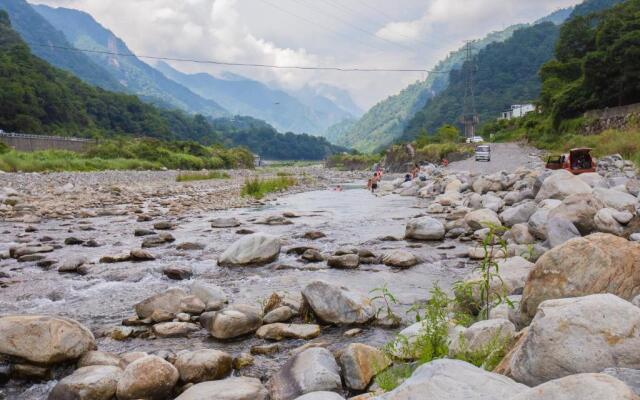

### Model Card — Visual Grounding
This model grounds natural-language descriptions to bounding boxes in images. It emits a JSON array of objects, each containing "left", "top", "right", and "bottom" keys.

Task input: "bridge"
[{"left": 0, "top": 132, "right": 96, "bottom": 152}]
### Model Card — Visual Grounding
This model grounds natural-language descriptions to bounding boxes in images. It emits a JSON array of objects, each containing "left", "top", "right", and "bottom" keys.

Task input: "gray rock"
[
  {"left": 545, "top": 218, "right": 580, "bottom": 249},
  {"left": 382, "top": 250, "right": 418, "bottom": 268},
  {"left": 449, "top": 319, "right": 515, "bottom": 358},
  {"left": 116, "top": 355, "right": 179, "bottom": 400},
  {"left": 218, "top": 233, "right": 281, "bottom": 267},
  {"left": 174, "top": 377, "right": 268, "bottom": 400},
  {"left": 602, "top": 368, "right": 640, "bottom": 396},
  {"left": 482, "top": 193, "right": 505, "bottom": 212},
  {"left": 509, "top": 223, "right": 535, "bottom": 245},
  {"left": 549, "top": 194, "right": 604, "bottom": 235},
  {"left": 594, "top": 187, "right": 638, "bottom": 212},
  {"left": 528, "top": 209, "right": 550, "bottom": 240},
  {"left": 163, "top": 265, "right": 193, "bottom": 280},
  {"left": 302, "top": 280, "right": 375, "bottom": 325},
  {"left": 376, "top": 359, "right": 527, "bottom": 400},
  {"left": 211, "top": 217, "right": 241, "bottom": 228},
  {"left": 256, "top": 323, "right": 321, "bottom": 341},
  {"left": 152, "top": 322, "right": 199, "bottom": 338},
  {"left": 191, "top": 282, "right": 228, "bottom": 311},
  {"left": 338, "top": 343, "right": 390, "bottom": 391},
  {"left": 174, "top": 349, "right": 232, "bottom": 384},
  {"left": 327, "top": 254, "right": 360, "bottom": 269},
  {"left": 511, "top": 373, "right": 638, "bottom": 400},
  {"left": 0, "top": 315, "right": 95, "bottom": 365},
  {"left": 134, "top": 288, "right": 189, "bottom": 319},
  {"left": 500, "top": 202, "right": 537, "bottom": 227},
  {"left": 264, "top": 306, "right": 295, "bottom": 324},
  {"left": 200, "top": 305, "right": 263, "bottom": 339},
  {"left": 535, "top": 170, "right": 592, "bottom": 201},
  {"left": 268, "top": 348, "right": 341, "bottom": 400},
  {"left": 48, "top": 365, "right": 122, "bottom": 400},
  {"left": 77, "top": 351, "right": 124, "bottom": 369},
  {"left": 404, "top": 216, "right": 445, "bottom": 240},
  {"left": 294, "top": 393, "right": 345, "bottom": 400},
  {"left": 465, "top": 209, "right": 502, "bottom": 230},
  {"left": 511, "top": 294, "right": 640, "bottom": 386}
]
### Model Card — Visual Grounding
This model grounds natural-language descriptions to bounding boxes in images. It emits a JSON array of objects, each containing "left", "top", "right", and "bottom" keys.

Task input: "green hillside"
[
  {"left": 334, "top": 24, "right": 526, "bottom": 153},
  {"left": 402, "top": 22, "right": 560, "bottom": 141}
]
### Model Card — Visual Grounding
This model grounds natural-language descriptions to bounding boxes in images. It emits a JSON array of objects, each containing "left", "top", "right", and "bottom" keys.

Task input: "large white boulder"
[
  {"left": 375, "top": 359, "right": 527, "bottom": 400},
  {"left": 302, "top": 281, "right": 375, "bottom": 325},
  {"left": 200, "top": 305, "right": 263, "bottom": 339},
  {"left": 0, "top": 315, "right": 95, "bottom": 365},
  {"left": 465, "top": 209, "right": 502, "bottom": 230},
  {"left": 511, "top": 294, "right": 640, "bottom": 386},
  {"left": 593, "top": 187, "right": 638, "bottom": 212},
  {"left": 218, "top": 233, "right": 281, "bottom": 267},
  {"left": 405, "top": 217, "right": 445, "bottom": 240},
  {"left": 48, "top": 365, "right": 122, "bottom": 400},
  {"left": 511, "top": 373, "right": 638, "bottom": 400},
  {"left": 535, "top": 170, "right": 592, "bottom": 201},
  {"left": 175, "top": 377, "right": 269, "bottom": 400},
  {"left": 116, "top": 355, "right": 179, "bottom": 400}
]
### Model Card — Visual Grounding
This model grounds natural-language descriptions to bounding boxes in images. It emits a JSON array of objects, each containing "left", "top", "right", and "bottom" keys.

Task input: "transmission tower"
[{"left": 459, "top": 41, "right": 479, "bottom": 139}]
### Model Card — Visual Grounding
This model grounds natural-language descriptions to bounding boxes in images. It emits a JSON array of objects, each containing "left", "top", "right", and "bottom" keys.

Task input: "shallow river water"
[{"left": 1, "top": 184, "right": 475, "bottom": 399}]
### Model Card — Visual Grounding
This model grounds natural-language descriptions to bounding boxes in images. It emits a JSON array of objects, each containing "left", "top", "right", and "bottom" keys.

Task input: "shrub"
[
  {"left": 240, "top": 176, "right": 297, "bottom": 199},
  {"left": 176, "top": 170, "right": 230, "bottom": 182}
]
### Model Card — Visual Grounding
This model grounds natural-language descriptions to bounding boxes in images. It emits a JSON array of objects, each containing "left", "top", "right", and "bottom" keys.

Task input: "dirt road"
[{"left": 448, "top": 142, "right": 544, "bottom": 173}]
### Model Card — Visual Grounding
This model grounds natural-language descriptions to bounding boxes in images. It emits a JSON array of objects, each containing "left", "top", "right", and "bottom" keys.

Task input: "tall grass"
[
  {"left": 176, "top": 170, "right": 230, "bottom": 182},
  {"left": 0, "top": 150, "right": 159, "bottom": 172},
  {"left": 241, "top": 176, "right": 297, "bottom": 199}
]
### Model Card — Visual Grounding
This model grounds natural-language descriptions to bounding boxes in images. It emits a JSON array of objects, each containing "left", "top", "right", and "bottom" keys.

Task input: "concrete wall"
[
  {"left": 0, "top": 133, "right": 96, "bottom": 152},
  {"left": 582, "top": 103, "right": 640, "bottom": 135}
]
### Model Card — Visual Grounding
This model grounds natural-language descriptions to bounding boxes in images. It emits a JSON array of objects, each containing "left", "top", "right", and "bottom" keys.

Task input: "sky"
[{"left": 32, "top": 0, "right": 582, "bottom": 110}]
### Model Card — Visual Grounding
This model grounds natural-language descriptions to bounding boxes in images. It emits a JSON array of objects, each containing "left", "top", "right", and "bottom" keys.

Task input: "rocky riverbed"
[{"left": 3, "top": 149, "right": 640, "bottom": 400}]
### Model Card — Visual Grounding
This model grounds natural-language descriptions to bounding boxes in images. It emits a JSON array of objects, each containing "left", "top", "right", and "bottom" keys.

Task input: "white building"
[{"left": 499, "top": 104, "right": 536, "bottom": 120}]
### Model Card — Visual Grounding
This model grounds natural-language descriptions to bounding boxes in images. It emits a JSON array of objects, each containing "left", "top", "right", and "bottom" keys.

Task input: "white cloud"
[{"left": 31, "top": 0, "right": 583, "bottom": 109}]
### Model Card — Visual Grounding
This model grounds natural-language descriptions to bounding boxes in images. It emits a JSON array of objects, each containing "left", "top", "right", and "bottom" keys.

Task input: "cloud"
[{"left": 31, "top": 0, "right": 583, "bottom": 109}]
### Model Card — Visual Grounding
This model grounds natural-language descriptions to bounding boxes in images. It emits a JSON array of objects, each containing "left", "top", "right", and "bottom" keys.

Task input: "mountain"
[
  {"left": 335, "top": 24, "right": 526, "bottom": 153},
  {"left": 301, "top": 83, "right": 363, "bottom": 118},
  {"left": 32, "top": 4, "right": 228, "bottom": 119},
  {"left": 0, "top": 10, "right": 345, "bottom": 160},
  {"left": 570, "top": 0, "right": 625, "bottom": 17},
  {"left": 402, "top": 22, "right": 560, "bottom": 140},
  {"left": 0, "top": 0, "right": 122, "bottom": 91},
  {"left": 535, "top": 7, "right": 574, "bottom": 25},
  {"left": 156, "top": 62, "right": 358, "bottom": 135}
]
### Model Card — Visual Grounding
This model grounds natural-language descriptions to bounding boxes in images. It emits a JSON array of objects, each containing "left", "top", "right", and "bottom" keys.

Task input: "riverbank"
[{"left": 0, "top": 166, "right": 367, "bottom": 221}]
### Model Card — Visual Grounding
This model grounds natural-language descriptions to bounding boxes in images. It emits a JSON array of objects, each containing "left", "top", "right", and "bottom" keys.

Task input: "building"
[{"left": 499, "top": 104, "right": 536, "bottom": 120}]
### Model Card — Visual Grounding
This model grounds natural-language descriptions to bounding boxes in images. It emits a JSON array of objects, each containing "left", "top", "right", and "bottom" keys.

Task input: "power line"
[
  {"left": 291, "top": 0, "right": 415, "bottom": 53},
  {"left": 258, "top": 0, "right": 389, "bottom": 54},
  {"left": 26, "top": 42, "right": 448, "bottom": 73}
]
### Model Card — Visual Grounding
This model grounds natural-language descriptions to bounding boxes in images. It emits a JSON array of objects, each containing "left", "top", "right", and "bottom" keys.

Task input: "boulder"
[
  {"left": 527, "top": 209, "right": 550, "bottom": 240},
  {"left": 482, "top": 193, "right": 504, "bottom": 213},
  {"left": 593, "top": 187, "right": 638, "bottom": 212},
  {"left": 338, "top": 343, "right": 391, "bottom": 391},
  {"left": 504, "top": 190, "right": 533, "bottom": 207},
  {"left": 376, "top": 359, "right": 527, "bottom": 400},
  {"left": 511, "top": 294, "right": 640, "bottom": 386},
  {"left": 545, "top": 217, "right": 581, "bottom": 249},
  {"left": 211, "top": 217, "right": 241, "bottom": 228},
  {"left": 509, "top": 223, "right": 535, "bottom": 245},
  {"left": 48, "top": 365, "right": 122, "bottom": 400},
  {"left": 500, "top": 202, "right": 537, "bottom": 227},
  {"left": 382, "top": 250, "right": 418, "bottom": 269},
  {"left": 404, "top": 217, "right": 445, "bottom": 241},
  {"left": 152, "top": 322, "right": 199, "bottom": 338},
  {"left": 200, "top": 305, "right": 263, "bottom": 339},
  {"left": 327, "top": 254, "right": 359, "bottom": 269},
  {"left": 256, "top": 323, "right": 320, "bottom": 341},
  {"left": 163, "top": 265, "right": 193, "bottom": 280},
  {"left": 116, "top": 355, "right": 179, "bottom": 400},
  {"left": 466, "top": 256, "right": 534, "bottom": 299},
  {"left": 175, "top": 377, "right": 268, "bottom": 400},
  {"left": 264, "top": 306, "right": 295, "bottom": 324},
  {"left": 449, "top": 319, "right": 515, "bottom": 357},
  {"left": 535, "top": 170, "right": 592, "bottom": 201},
  {"left": 78, "top": 351, "right": 124, "bottom": 369},
  {"left": 603, "top": 368, "right": 640, "bottom": 396},
  {"left": 174, "top": 349, "right": 232, "bottom": 383},
  {"left": 473, "top": 176, "right": 503, "bottom": 194},
  {"left": 0, "top": 315, "right": 95, "bottom": 365},
  {"left": 219, "top": 233, "right": 281, "bottom": 267},
  {"left": 134, "top": 288, "right": 189, "bottom": 319},
  {"left": 594, "top": 208, "right": 626, "bottom": 236},
  {"left": 521, "top": 234, "right": 640, "bottom": 321},
  {"left": 191, "top": 282, "right": 228, "bottom": 311},
  {"left": 267, "top": 348, "right": 341, "bottom": 400},
  {"left": 302, "top": 281, "right": 375, "bottom": 325},
  {"left": 294, "top": 393, "right": 345, "bottom": 400},
  {"left": 579, "top": 172, "right": 609, "bottom": 188},
  {"left": 548, "top": 194, "right": 604, "bottom": 235},
  {"left": 465, "top": 209, "right": 502, "bottom": 231},
  {"left": 511, "top": 373, "right": 638, "bottom": 400}
]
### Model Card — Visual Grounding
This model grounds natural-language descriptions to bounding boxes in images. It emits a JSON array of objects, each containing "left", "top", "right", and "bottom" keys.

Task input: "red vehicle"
[{"left": 545, "top": 148, "right": 596, "bottom": 175}]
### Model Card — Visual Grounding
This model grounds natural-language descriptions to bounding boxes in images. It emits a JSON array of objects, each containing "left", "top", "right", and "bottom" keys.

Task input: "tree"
[
  {"left": 415, "top": 128, "right": 430, "bottom": 148},
  {"left": 436, "top": 125, "right": 461, "bottom": 143}
]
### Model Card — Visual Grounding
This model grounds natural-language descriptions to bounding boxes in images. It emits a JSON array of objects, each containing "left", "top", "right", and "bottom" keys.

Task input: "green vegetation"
[
  {"left": 176, "top": 170, "right": 230, "bottom": 182},
  {"left": 240, "top": 176, "right": 297, "bottom": 199},
  {"left": 333, "top": 24, "right": 525, "bottom": 153},
  {"left": 325, "top": 152, "right": 381, "bottom": 170},
  {"left": 374, "top": 364, "right": 415, "bottom": 392},
  {"left": 0, "top": 138, "right": 254, "bottom": 172},
  {"left": 403, "top": 22, "right": 560, "bottom": 142},
  {"left": 370, "top": 284, "right": 402, "bottom": 327}
]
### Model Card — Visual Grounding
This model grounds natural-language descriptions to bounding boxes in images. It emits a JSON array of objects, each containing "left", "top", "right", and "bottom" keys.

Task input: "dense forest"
[
  {"left": 401, "top": 22, "right": 560, "bottom": 141},
  {"left": 539, "top": 0, "right": 640, "bottom": 126},
  {"left": 0, "top": 11, "right": 344, "bottom": 160}
]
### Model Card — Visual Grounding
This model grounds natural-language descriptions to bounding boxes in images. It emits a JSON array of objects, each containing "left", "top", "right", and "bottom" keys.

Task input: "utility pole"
[{"left": 459, "top": 41, "right": 479, "bottom": 139}]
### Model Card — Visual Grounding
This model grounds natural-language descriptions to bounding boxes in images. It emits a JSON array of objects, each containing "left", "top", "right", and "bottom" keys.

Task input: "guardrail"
[{"left": 0, "top": 132, "right": 97, "bottom": 152}]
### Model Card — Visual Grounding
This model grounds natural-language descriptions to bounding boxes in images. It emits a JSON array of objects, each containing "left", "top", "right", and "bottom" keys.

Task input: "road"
[{"left": 448, "top": 142, "right": 543, "bottom": 174}]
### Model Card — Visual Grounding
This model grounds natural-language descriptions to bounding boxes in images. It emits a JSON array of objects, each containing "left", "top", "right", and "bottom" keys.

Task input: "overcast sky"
[{"left": 32, "top": 0, "right": 582, "bottom": 109}]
